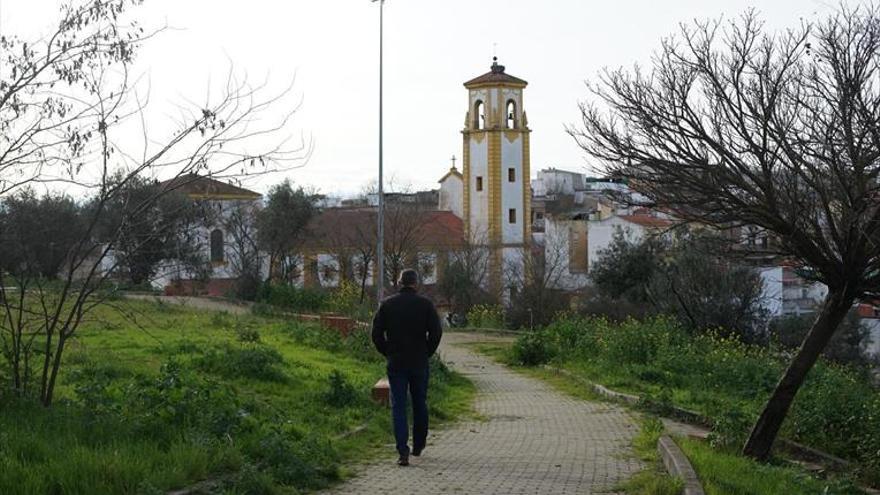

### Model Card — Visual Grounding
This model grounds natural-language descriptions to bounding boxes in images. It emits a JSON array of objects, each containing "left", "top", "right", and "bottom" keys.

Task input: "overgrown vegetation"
[
  {"left": 507, "top": 316, "right": 880, "bottom": 486},
  {"left": 0, "top": 300, "right": 473, "bottom": 494}
]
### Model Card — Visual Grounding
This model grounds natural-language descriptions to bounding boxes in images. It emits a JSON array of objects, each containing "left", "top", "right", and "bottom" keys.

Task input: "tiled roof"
[
  {"left": 159, "top": 174, "right": 261, "bottom": 200},
  {"left": 619, "top": 214, "right": 674, "bottom": 229},
  {"left": 438, "top": 166, "right": 463, "bottom": 183},
  {"left": 301, "top": 208, "right": 464, "bottom": 251},
  {"left": 464, "top": 59, "right": 528, "bottom": 88}
]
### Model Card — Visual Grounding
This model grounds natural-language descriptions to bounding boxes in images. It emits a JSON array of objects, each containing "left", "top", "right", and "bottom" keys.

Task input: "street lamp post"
[{"left": 372, "top": 0, "right": 385, "bottom": 305}]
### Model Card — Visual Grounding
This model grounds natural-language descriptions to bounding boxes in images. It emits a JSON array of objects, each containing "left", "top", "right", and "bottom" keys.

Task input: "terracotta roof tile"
[
  {"left": 160, "top": 174, "right": 261, "bottom": 199},
  {"left": 619, "top": 214, "right": 674, "bottom": 228},
  {"left": 464, "top": 59, "right": 527, "bottom": 88},
  {"left": 301, "top": 208, "right": 464, "bottom": 251}
]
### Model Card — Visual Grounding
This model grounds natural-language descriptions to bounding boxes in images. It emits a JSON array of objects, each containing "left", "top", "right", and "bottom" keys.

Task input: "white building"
[
  {"left": 460, "top": 58, "right": 531, "bottom": 294},
  {"left": 438, "top": 165, "right": 464, "bottom": 219},
  {"left": 155, "top": 174, "right": 264, "bottom": 296}
]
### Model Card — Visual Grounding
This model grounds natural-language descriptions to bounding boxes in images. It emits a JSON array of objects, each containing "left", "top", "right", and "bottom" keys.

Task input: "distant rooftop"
[{"left": 160, "top": 174, "right": 261, "bottom": 200}]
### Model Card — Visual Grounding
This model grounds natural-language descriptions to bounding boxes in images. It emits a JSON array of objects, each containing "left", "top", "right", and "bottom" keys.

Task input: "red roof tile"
[
  {"left": 464, "top": 59, "right": 527, "bottom": 88},
  {"left": 160, "top": 174, "right": 261, "bottom": 200},
  {"left": 619, "top": 214, "right": 674, "bottom": 229},
  {"left": 301, "top": 208, "right": 463, "bottom": 251}
]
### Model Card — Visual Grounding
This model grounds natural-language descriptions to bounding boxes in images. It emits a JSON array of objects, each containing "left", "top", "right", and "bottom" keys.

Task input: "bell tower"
[{"left": 462, "top": 57, "right": 531, "bottom": 293}]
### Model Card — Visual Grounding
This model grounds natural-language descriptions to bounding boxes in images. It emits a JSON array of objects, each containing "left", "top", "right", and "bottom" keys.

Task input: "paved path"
[{"left": 323, "top": 332, "right": 643, "bottom": 495}]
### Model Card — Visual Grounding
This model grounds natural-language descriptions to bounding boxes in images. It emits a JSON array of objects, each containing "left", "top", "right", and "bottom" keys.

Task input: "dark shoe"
[
  {"left": 397, "top": 453, "right": 409, "bottom": 466},
  {"left": 412, "top": 447, "right": 423, "bottom": 457}
]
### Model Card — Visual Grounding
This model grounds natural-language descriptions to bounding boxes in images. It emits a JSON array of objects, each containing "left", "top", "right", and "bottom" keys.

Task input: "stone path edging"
[
  {"left": 540, "top": 363, "right": 861, "bottom": 474},
  {"left": 658, "top": 436, "right": 705, "bottom": 495}
]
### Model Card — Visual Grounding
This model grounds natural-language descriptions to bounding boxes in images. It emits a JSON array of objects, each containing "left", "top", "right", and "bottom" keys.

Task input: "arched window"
[
  {"left": 474, "top": 100, "right": 485, "bottom": 130},
  {"left": 210, "top": 229, "right": 224, "bottom": 262},
  {"left": 506, "top": 100, "right": 517, "bottom": 129}
]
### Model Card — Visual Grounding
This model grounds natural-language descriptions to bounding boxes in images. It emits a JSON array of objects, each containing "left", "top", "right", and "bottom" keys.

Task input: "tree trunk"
[{"left": 742, "top": 289, "right": 854, "bottom": 460}]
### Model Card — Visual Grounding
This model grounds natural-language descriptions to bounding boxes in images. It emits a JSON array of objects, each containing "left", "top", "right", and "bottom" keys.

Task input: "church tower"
[{"left": 462, "top": 58, "right": 531, "bottom": 292}]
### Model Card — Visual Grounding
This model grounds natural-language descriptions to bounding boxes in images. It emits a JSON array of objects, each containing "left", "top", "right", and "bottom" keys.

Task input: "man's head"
[{"left": 399, "top": 269, "right": 419, "bottom": 288}]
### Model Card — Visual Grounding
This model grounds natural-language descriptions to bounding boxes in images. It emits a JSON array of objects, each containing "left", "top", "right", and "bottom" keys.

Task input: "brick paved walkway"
[{"left": 322, "top": 332, "right": 643, "bottom": 495}]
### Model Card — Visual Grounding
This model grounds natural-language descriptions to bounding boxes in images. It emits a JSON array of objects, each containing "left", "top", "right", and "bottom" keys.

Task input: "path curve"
[{"left": 323, "top": 332, "right": 642, "bottom": 495}]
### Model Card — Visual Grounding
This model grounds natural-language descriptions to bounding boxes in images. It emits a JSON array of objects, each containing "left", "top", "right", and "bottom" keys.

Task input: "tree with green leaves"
[{"left": 256, "top": 180, "right": 316, "bottom": 284}]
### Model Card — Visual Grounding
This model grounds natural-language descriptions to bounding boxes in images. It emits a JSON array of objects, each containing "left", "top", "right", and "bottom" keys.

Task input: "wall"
[
  {"left": 439, "top": 174, "right": 464, "bottom": 219},
  {"left": 586, "top": 217, "right": 645, "bottom": 272},
  {"left": 501, "top": 133, "right": 524, "bottom": 244}
]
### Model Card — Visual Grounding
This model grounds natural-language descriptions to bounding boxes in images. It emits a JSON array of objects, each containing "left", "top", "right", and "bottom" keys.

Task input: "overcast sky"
[{"left": 3, "top": 0, "right": 846, "bottom": 196}]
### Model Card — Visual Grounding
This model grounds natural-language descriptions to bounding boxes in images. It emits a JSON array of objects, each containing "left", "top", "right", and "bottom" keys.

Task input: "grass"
[
  {"left": 474, "top": 339, "right": 868, "bottom": 495},
  {"left": 0, "top": 299, "right": 475, "bottom": 494},
  {"left": 678, "top": 437, "right": 865, "bottom": 495}
]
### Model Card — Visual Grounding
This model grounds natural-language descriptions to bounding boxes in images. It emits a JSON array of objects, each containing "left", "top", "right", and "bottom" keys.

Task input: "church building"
[{"left": 444, "top": 57, "right": 532, "bottom": 294}]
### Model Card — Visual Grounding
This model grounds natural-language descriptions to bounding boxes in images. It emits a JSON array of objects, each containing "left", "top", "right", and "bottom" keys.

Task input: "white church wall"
[
  {"left": 501, "top": 134, "right": 524, "bottom": 244},
  {"left": 468, "top": 136, "right": 489, "bottom": 240},
  {"left": 439, "top": 174, "right": 464, "bottom": 219}
]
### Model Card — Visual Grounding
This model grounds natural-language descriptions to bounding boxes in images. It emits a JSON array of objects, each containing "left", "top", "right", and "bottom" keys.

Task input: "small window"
[
  {"left": 509, "top": 208, "right": 517, "bottom": 224},
  {"left": 476, "top": 176, "right": 483, "bottom": 192},
  {"left": 210, "top": 229, "right": 224, "bottom": 262},
  {"left": 508, "top": 168, "right": 516, "bottom": 182}
]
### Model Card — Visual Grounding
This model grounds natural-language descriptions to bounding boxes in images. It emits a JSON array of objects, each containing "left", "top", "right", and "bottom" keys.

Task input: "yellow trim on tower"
[
  {"left": 523, "top": 131, "right": 532, "bottom": 242},
  {"left": 462, "top": 133, "right": 471, "bottom": 239},
  {"left": 488, "top": 131, "right": 503, "bottom": 292}
]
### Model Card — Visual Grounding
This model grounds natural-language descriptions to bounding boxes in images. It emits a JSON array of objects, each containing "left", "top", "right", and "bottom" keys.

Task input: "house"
[
  {"left": 286, "top": 207, "right": 464, "bottom": 301},
  {"left": 155, "top": 174, "right": 263, "bottom": 297}
]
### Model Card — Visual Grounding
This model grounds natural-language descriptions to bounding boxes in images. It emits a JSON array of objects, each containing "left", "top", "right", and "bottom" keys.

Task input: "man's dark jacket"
[{"left": 371, "top": 287, "right": 443, "bottom": 369}]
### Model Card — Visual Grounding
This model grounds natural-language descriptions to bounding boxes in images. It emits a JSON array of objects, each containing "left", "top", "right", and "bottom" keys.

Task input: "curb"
[
  {"left": 658, "top": 435, "right": 705, "bottom": 495},
  {"left": 540, "top": 364, "right": 856, "bottom": 472}
]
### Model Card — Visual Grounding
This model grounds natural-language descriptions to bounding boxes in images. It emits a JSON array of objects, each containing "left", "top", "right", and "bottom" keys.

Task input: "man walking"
[{"left": 371, "top": 269, "right": 443, "bottom": 466}]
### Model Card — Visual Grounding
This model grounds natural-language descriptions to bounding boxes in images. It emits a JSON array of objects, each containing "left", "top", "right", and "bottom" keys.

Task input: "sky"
[{"left": 1, "top": 0, "right": 847, "bottom": 197}]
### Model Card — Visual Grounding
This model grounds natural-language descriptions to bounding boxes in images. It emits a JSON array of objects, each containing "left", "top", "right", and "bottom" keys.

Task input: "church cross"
[{"left": 451, "top": 155, "right": 457, "bottom": 169}]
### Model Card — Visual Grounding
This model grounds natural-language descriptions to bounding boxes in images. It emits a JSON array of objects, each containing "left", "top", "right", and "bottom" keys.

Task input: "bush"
[
  {"left": 467, "top": 304, "right": 504, "bottom": 329},
  {"left": 252, "top": 431, "right": 339, "bottom": 489},
  {"left": 235, "top": 321, "right": 261, "bottom": 343},
  {"left": 322, "top": 369, "right": 359, "bottom": 407},
  {"left": 258, "top": 282, "right": 329, "bottom": 313},
  {"left": 196, "top": 345, "right": 287, "bottom": 382},
  {"left": 89, "top": 359, "right": 246, "bottom": 441},
  {"left": 511, "top": 331, "right": 552, "bottom": 366}
]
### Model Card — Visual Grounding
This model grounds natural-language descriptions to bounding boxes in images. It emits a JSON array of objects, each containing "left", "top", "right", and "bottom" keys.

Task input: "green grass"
[
  {"left": 678, "top": 437, "right": 864, "bottom": 495},
  {"left": 474, "top": 339, "right": 868, "bottom": 495},
  {"left": 0, "top": 299, "right": 475, "bottom": 494}
]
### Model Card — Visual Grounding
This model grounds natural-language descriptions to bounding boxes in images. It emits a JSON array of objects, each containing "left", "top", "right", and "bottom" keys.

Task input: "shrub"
[
  {"left": 708, "top": 409, "right": 752, "bottom": 452},
  {"left": 119, "top": 359, "right": 243, "bottom": 440},
  {"left": 467, "top": 304, "right": 504, "bottom": 329},
  {"left": 235, "top": 322, "right": 261, "bottom": 343},
  {"left": 326, "top": 280, "right": 368, "bottom": 319},
  {"left": 196, "top": 345, "right": 287, "bottom": 382},
  {"left": 511, "top": 331, "right": 552, "bottom": 366},
  {"left": 252, "top": 431, "right": 340, "bottom": 489},
  {"left": 322, "top": 370, "right": 358, "bottom": 407},
  {"left": 258, "top": 283, "right": 328, "bottom": 313}
]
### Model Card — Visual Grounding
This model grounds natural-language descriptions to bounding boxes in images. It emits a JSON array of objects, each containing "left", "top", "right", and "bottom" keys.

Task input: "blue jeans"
[{"left": 387, "top": 365, "right": 429, "bottom": 456}]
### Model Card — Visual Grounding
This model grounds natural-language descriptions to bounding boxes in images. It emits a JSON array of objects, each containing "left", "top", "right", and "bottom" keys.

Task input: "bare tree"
[
  {"left": 569, "top": 6, "right": 880, "bottom": 460},
  {"left": 506, "top": 226, "right": 573, "bottom": 328},
  {"left": 223, "top": 200, "right": 263, "bottom": 300},
  {"left": 0, "top": 0, "right": 307, "bottom": 405},
  {"left": 438, "top": 231, "right": 493, "bottom": 316}
]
